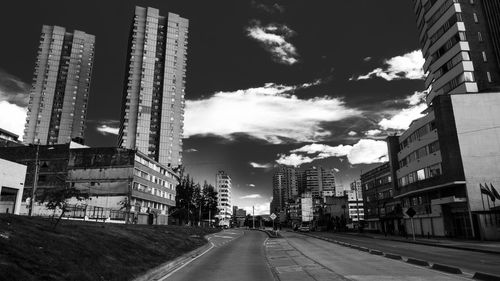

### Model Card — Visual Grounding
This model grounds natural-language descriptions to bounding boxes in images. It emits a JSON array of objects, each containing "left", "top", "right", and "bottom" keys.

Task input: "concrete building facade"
[
  {"left": 270, "top": 166, "right": 298, "bottom": 213},
  {"left": 23, "top": 25, "right": 95, "bottom": 145},
  {"left": 0, "top": 145, "right": 178, "bottom": 224},
  {"left": 215, "top": 170, "right": 232, "bottom": 226},
  {"left": 305, "top": 167, "right": 336, "bottom": 198},
  {"left": 361, "top": 162, "right": 400, "bottom": 234},
  {"left": 401, "top": 0, "right": 500, "bottom": 239},
  {"left": 118, "top": 6, "right": 188, "bottom": 168},
  {"left": 0, "top": 159, "right": 27, "bottom": 215},
  {"left": 348, "top": 180, "right": 364, "bottom": 223}
]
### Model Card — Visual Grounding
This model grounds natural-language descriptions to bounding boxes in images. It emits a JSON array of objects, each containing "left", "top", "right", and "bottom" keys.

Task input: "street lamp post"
[{"left": 29, "top": 142, "right": 40, "bottom": 217}]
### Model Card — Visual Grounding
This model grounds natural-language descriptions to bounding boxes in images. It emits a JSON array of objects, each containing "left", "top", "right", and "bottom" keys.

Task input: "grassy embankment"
[{"left": 0, "top": 214, "right": 219, "bottom": 281}]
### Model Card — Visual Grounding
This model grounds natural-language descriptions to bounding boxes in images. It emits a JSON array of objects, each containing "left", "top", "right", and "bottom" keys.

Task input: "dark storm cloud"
[{"left": 0, "top": 68, "right": 30, "bottom": 107}]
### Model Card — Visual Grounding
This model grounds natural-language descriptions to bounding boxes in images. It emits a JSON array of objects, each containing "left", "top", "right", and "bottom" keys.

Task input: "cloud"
[
  {"left": 275, "top": 153, "right": 316, "bottom": 167},
  {"left": 365, "top": 129, "right": 382, "bottom": 136},
  {"left": 249, "top": 162, "right": 273, "bottom": 169},
  {"left": 347, "top": 139, "right": 388, "bottom": 164},
  {"left": 378, "top": 91, "right": 427, "bottom": 130},
  {"left": 351, "top": 50, "right": 425, "bottom": 81},
  {"left": 185, "top": 82, "right": 361, "bottom": 144},
  {"left": 0, "top": 69, "right": 30, "bottom": 139},
  {"left": 348, "top": 131, "right": 358, "bottom": 136},
  {"left": 252, "top": 1, "right": 285, "bottom": 13},
  {"left": 276, "top": 139, "right": 388, "bottom": 167},
  {"left": 363, "top": 56, "right": 372, "bottom": 62},
  {"left": 0, "top": 69, "right": 30, "bottom": 107},
  {"left": 0, "top": 101, "right": 27, "bottom": 139},
  {"left": 185, "top": 148, "right": 198, "bottom": 153},
  {"left": 96, "top": 125, "right": 119, "bottom": 135},
  {"left": 248, "top": 184, "right": 256, "bottom": 187},
  {"left": 240, "top": 194, "right": 262, "bottom": 199},
  {"left": 246, "top": 20, "right": 299, "bottom": 65},
  {"left": 291, "top": 143, "right": 352, "bottom": 158},
  {"left": 243, "top": 202, "right": 270, "bottom": 215}
]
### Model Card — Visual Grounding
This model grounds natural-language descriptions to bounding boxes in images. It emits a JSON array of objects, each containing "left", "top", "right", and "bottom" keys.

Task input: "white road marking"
[{"left": 158, "top": 241, "right": 215, "bottom": 281}]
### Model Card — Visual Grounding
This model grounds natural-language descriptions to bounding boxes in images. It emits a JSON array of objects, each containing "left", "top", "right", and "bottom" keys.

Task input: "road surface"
[
  {"left": 309, "top": 231, "right": 500, "bottom": 276},
  {"left": 280, "top": 231, "right": 469, "bottom": 281},
  {"left": 165, "top": 229, "right": 275, "bottom": 281}
]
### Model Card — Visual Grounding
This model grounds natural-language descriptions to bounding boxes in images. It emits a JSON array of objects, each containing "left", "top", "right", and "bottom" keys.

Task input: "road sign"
[
  {"left": 406, "top": 207, "right": 416, "bottom": 218},
  {"left": 270, "top": 213, "right": 277, "bottom": 220}
]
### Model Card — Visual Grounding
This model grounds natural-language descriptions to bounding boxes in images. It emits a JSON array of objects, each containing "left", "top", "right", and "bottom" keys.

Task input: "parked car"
[{"left": 298, "top": 221, "right": 311, "bottom": 232}]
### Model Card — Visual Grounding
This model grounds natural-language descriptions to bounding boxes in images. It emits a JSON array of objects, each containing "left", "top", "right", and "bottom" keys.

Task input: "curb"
[
  {"left": 369, "top": 249, "right": 383, "bottom": 255},
  {"left": 384, "top": 253, "right": 402, "bottom": 260},
  {"left": 473, "top": 272, "right": 500, "bottom": 281},
  {"left": 132, "top": 236, "right": 214, "bottom": 281},
  {"left": 334, "top": 232, "right": 500, "bottom": 255},
  {"left": 431, "top": 263, "right": 462, "bottom": 274},
  {"left": 406, "top": 258, "right": 430, "bottom": 267},
  {"left": 300, "top": 232, "right": 500, "bottom": 280}
]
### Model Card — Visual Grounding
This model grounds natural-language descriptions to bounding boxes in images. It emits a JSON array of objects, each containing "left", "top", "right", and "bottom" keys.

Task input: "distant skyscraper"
[
  {"left": 270, "top": 166, "right": 298, "bottom": 212},
  {"left": 305, "top": 167, "right": 335, "bottom": 198},
  {"left": 216, "top": 170, "right": 232, "bottom": 226},
  {"left": 23, "top": 25, "right": 95, "bottom": 145},
  {"left": 414, "top": 0, "right": 500, "bottom": 103},
  {"left": 118, "top": 6, "right": 188, "bottom": 168}
]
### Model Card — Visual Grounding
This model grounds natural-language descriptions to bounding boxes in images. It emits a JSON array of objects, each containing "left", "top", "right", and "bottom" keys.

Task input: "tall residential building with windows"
[
  {"left": 270, "top": 166, "right": 298, "bottom": 213},
  {"left": 415, "top": 0, "right": 500, "bottom": 103},
  {"left": 389, "top": 0, "right": 500, "bottom": 240},
  {"left": 118, "top": 6, "right": 188, "bottom": 168},
  {"left": 216, "top": 171, "right": 232, "bottom": 226},
  {"left": 23, "top": 25, "right": 95, "bottom": 145},
  {"left": 305, "top": 166, "right": 336, "bottom": 198}
]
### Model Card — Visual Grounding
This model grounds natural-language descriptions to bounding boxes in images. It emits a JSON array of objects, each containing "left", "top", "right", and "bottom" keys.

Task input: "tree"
[
  {"left": 201, "top": 181, "right": 218, "bottom": 226},
  {"left": 40, "top": 187, "right": 89, "bottom": 229}
]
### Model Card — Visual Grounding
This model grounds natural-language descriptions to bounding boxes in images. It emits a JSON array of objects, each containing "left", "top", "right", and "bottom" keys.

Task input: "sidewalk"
[
  {"left": 264, "top": 238, "right": 348, "bottom": 281},
  {"left": 314, "top": 231, "right": 500, "bottom": 255}
]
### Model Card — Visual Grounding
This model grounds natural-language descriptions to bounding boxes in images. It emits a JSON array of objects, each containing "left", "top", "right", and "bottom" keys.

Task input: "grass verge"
[{"left": 0, "top": 214, "right": 219, "bottom": 281}]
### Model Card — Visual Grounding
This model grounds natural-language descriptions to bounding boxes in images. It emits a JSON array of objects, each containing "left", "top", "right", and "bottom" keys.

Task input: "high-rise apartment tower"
[
  {"left": 23, "top": 25, "right": 95, "bottom": 145},
  {"left": 270, "top": 166, "right": 298, "bottom": 212},
  {"left": 414, "top": 0, "right": 500, "bottom": 103},
  {"left": 216, "top": 171, "right": 232, "bottom": 226},
  {"left": 118, "top": 6, "right": 188, "bottom": 168}
]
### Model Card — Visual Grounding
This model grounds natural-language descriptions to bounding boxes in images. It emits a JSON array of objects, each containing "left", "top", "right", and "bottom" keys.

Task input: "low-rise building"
[
  {"left": 0, "top": 145, "right": 178, "bottom": 224},
  {"left": 361, "top": 162, "right": 400, "bottom": 234},
  {"left": 347, "top": 180, "right": 364, "bottom": 224},
  {"left": 0, "top": 158, "right": 27, "bottom": 214}
]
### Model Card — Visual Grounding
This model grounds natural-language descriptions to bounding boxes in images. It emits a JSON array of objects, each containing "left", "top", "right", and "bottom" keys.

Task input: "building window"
[
  {"left": 487, "top": 72, "right": 492, "bottom": 83},
  {"left": 478, "top": 32, "right": 483, "bottom": 42},
  {"left": 482, "top": 51, "right": 487, "bottom": 62},
  {"left": 473, "top": 13, "right": 478, "bottom": 23}
]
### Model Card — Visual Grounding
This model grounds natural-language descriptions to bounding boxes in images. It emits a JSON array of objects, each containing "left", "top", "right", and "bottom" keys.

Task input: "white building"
[
  {"left": 216, "top": 171, "right": 232, "bottom": 226},
  {"left": 348, "top": 180, "right": 364, "bottom": 222},
  {"left": 0, "top": 158, "right": 27, "bottom": 214}
]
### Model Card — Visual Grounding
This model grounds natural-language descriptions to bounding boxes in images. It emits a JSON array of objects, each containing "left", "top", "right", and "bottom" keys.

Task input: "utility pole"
[
  {"left": 29, "top": 141, "right": 40, "bottom": 216},
  {"left": 209, "top": 208, "right": 211, "bottom": 228},
  {"left": 252, "top": 205, "right": 255, "bottom": 229}
]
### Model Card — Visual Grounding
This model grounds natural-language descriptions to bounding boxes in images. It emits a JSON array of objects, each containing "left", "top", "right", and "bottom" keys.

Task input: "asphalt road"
[
  {"left": 282, "top": 231, "right": 469, "bottom": 281},
  {"left": 165, "top": 230, "right": 276, "bottom": 281},
  {"left": 309, "top": 231, "right": 500, "bottom": 276}
]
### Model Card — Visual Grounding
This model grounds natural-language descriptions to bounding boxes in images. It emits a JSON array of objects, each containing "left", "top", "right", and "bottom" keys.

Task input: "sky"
[{"left": 0, "top": 0, "right": 427, "bottom": 215}]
